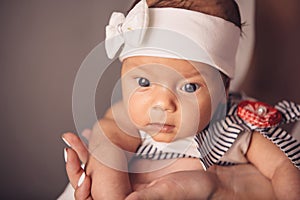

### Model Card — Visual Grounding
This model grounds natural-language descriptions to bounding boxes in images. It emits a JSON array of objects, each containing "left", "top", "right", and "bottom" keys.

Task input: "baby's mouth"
[{"left": 146, "top": 123, "right": 175, "bottom": 133}]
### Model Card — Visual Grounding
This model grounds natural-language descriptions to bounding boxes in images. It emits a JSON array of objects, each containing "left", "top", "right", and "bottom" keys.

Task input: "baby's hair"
[{"left": 129, "top": 0, "right": 242, "bottom": 29}]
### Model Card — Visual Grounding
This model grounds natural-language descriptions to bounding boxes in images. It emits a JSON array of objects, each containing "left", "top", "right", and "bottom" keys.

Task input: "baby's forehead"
[{"left": 122, "top": 56, "right": 218, "bottom": 78}]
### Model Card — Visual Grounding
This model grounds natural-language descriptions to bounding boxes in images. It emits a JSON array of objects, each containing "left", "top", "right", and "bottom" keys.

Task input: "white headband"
[{"left": 105, "top": 0, "right": 240, "bottom": 78}]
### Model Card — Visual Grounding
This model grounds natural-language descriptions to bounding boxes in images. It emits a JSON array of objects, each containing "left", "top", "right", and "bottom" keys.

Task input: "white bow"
[{"left": 105, "top": 0, "right": 149, "bottom": 59}]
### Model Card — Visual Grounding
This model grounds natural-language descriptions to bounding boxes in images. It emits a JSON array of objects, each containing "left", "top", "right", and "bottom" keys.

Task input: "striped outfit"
[{"left": 135, "top": 93, "right": 300, "bottom": 170}]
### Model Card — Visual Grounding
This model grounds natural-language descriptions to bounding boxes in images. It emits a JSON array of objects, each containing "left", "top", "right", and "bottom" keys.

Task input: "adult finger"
[
  {"left": 65, "top": 148, "right": 93, "bottom": 199},
  {"left": 74, "top": 172, "right": 93, "bottom": 200},
  {"left": 65, "top": 147, "right": 86, "bottom": 189},
  {"left": 62, "top": 132, "right": 90, "bottom": 163}
]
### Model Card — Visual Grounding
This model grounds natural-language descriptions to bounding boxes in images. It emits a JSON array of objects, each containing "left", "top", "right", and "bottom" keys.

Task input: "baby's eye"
[
  {"left": 181, "top": 83, "right": 199, "bottom": 93},
  {"left": 136, "top": 77, "right": 150, "bottom": 87}
]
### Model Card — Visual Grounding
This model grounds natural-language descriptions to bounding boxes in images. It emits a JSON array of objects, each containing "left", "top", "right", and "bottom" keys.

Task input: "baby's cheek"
[
  {"left": 180, "top": 96, "right": 212, "bottom": 135},
  {"left": 127, "top": 94, "right": 148, "bottom": 127}
]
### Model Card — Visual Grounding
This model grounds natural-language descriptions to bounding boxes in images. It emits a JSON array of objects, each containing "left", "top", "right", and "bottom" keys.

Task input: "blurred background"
[{"left": 0, "top": 0, "right": 299, "bottom": 199}]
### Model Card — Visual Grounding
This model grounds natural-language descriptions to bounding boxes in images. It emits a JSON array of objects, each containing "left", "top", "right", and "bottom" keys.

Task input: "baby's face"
[{"left": 121, "top": 56, "right": 226, "bottom": 142}]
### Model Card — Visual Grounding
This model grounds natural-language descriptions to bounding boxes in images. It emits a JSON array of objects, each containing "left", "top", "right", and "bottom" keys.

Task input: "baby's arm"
[
  {"left": 86, "top": 101, "right": 141, "bottom": 199},
  {"left": 64, "top": 132, "right": 276, "bottom": 199},
  {"left": 246, "top": 131, "right": 300, "bottom": 199}
]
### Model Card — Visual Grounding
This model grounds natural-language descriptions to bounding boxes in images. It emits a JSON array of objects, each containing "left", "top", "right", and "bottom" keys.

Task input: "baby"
[{"left": 66, "top": 0, "right": 300, "bottom": 199}]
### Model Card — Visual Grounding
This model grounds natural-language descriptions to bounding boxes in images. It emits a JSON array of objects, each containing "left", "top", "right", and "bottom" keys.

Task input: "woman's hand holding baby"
[
  {"left": 63, "top": 132, "right": 276, "bottom": 200},
  {"left": 63, "top": 132, "right": 92, "bottom": 200}
]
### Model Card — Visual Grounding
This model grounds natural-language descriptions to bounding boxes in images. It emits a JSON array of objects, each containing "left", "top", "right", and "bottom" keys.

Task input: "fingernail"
[
  {"left": 81, "top": 163, "right": 85, "bottom": 169},
  {"left": 62, "top": 136, "right": 71, "bottom": 147},
  {"left": 78, "top": 172, "right": 86, "bottom": 187},
  {"left": 64, "top": 148, "right": 68, "bottom": 163}
]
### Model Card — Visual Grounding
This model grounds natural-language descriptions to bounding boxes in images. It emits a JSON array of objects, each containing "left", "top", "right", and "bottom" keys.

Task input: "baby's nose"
[{"left": 150, "top": 86, "right": 177, "bottom": 113}]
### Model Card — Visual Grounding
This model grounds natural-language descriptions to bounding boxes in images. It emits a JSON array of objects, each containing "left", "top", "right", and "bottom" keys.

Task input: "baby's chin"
[
  {"left": 150, "top": 131, "right": 194, "bottom": 143},
  {"left": 151, "top": 133, "right": 176, "bottom": 143}
]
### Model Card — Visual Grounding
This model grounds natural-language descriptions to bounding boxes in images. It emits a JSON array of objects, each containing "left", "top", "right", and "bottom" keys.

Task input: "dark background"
[{"left": 0, "top": 0, "right": 299, "bottom": 199}]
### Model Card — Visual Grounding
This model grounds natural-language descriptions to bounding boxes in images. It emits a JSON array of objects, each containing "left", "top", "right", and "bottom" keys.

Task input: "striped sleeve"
[
  {"left": 275, "top": 100, "right": 300, "bottom": 123},
  {"left": 261, "top": 127, "right": 300, "bottom": 169},
  {"left": 195, "top": 114, "right": 245, "bottom": 169}
]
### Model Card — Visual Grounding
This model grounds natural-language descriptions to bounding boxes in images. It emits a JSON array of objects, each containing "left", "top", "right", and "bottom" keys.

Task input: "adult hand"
[
  {"left": 62, "top": 131, "right": 93, "bottom": 200},
  {"left": 62, "top": 132, "right": 275, "bottom": 200},
  {"left": 126, "top": 170, "right": 220, "bottom": 200},
  {"left": 126, "top": 164, "right": 275, "bottom": 200}
]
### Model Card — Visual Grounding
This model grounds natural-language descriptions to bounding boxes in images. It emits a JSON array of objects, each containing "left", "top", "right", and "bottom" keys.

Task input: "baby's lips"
[
  {"left": 237, "top": 100, "right": 282, "bottom": 128},
  {"left": 147, "top": 123, "right": 175, "bottom": 133}
]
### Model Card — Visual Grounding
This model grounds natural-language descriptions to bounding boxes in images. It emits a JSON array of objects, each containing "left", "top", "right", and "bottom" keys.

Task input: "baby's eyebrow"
[
  {"left": 189, "top": 70, "right": 203, "bottom": 77},
  {"left": 130, "top": 67, "right": 148, "bottom": 74},
  {"left": 182, "top": 70, "right": 206, "bottom": 79}
]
